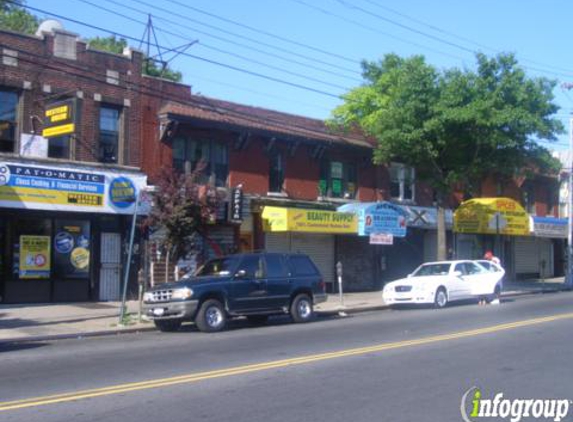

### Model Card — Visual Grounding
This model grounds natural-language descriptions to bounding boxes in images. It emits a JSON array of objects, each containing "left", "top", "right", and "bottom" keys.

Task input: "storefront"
[
  {"left": 337, "top": 202, "right": 409, "bottom": 291},
  {"left": 522, "top": 216, "right": 568, "bottom": 279},
  {"left": 453, "top": 197, "right": 530, "bottom": 280},
  {"left": 0, "top": 160, "right": 148, "bottom": 303},
  {"left": 261, "top": 206, "right": 357, "bottom": 291}
]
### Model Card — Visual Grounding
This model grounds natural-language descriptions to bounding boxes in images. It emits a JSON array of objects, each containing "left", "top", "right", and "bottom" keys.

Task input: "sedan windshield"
[
  {"left": 194, "top": 257, "right": 240, "bottom": 277},
  {"left": 412, "top": 263, "right": 451, "bottom": 277}
]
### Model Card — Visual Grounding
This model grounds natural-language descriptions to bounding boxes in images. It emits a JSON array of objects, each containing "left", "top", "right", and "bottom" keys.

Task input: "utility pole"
[{"left": 562, "top": 83, "right": 573, "bottom": 289}]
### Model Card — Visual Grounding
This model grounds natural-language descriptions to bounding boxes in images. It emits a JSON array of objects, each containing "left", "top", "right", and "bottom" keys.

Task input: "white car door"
[
  {"left": 451, "top": 262, "right": 477, "bottom": 299},
  {"left": 449, "top": 263, "right": 470, "bottom": 300}
]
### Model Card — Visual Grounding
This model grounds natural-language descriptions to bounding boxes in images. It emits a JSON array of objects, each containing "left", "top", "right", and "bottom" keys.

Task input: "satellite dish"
[{"left": 35, "top": 20, "right": 64, "bottom": 37}]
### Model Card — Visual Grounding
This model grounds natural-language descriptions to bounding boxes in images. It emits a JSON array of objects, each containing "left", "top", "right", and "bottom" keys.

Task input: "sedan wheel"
[{"left": 434, "top": 288, "right": 448, "bottom": 309}]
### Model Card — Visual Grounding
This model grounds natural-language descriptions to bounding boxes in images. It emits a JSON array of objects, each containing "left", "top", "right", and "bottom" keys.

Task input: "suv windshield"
[
  {"left": 412, "top": 263, "right": 450, "bottom": 277},
  {"left": 194, "top": 257, "right": 240, "bottom": 277}
]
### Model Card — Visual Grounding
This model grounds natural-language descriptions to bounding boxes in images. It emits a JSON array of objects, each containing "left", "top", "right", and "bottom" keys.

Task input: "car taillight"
[{"left": 318, "top": 279, "right": 326, "bottom": 292}]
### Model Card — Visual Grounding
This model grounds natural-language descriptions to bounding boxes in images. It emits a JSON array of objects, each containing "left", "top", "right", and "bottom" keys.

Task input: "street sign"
[{"left": 369, "top": 233, "right": 394, "bottom": 245}]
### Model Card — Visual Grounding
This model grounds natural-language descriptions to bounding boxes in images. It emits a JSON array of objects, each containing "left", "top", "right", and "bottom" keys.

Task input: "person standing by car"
[
  {"left": 482, "top": 250, "right": 502, "bottom": 305},
  {"left": 484, "top": 250, "right": 501, "bottom": 266}
]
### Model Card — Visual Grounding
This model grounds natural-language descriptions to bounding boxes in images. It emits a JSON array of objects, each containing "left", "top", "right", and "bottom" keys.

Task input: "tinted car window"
[
  {"left": 288, "top": 256, "right": 318, "bottom": 276},
  {"left": 195, "top": 256, "right": 239, "bottom": 277},
  {"left": 236, "top": 255, "right": 265, "bottom": 279},
  {"left": 413, "top": 263, "right": 450, "bottom": 276},
  {"left": 265, "top": 255, "right": 287, "bottom": 278},
  {"left": 465, "top": 262, "right": 484, "bottom": 275},
  {"left": 454, "top": 263, "right": 467, "bottom": 275}
]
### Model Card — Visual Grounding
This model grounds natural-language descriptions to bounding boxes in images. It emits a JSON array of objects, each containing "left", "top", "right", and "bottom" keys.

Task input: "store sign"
[
  {"left": 533, "top": 216, "right": 567, "bottom": 238},
  {"left": 453, "top": 197, "right": 530, "bottom": 236},
  {"left": 369, "top": 233, "right": 393, "bottom": 245},
  {"left": 229, "top": 187, "right": 243, "bottom": 223},
  {"left": 399, "top": 205, "right": 454, "bottom": 229},
  {"left": 42, "top": 99, "right": 77, "bottom": 138},
  {"left": 338, "top": 202, "right": 407, "bottom": 237},
  {"left": 0, "top": 161, "right": 148, "bottom": 215},
  {"left": 19, "top": 235, "right": 51, "bottom": 279},
  {"left": 262, "top": 206, "right": 357, "bottom": 234}
]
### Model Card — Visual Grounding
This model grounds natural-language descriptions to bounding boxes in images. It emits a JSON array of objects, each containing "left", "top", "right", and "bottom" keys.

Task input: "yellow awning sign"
[
  {"left": 453, "top": 197, "right": 530, "bottom": 236},
  {"left": 262, "top": 206, "right": 357, "bottom": 234}
]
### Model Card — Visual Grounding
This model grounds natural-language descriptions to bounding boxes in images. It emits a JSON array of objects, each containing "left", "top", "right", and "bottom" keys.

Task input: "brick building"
[{"left": 0, "top": 23, "right": 150, "bottom": 303}]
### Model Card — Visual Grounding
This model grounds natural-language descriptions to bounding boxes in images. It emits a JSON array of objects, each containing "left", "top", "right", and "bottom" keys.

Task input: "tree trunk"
[{"left": 436, "top": 203, "right": 447, "bottom": 261}]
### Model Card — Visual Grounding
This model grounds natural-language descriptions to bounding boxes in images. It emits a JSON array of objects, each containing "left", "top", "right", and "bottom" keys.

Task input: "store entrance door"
[{"left": 99, "top": 232, "right": 121, "bottom": 301}]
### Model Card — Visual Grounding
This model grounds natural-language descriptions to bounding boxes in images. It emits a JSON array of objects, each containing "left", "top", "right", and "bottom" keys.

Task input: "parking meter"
[{"left": 336, "top": 261, "right": 344, "bottom": 307}]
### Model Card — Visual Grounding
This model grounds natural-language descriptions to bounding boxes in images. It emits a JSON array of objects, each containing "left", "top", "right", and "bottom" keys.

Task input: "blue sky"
[{"left": 25, "top": 0, "right": 573, "bottom": 149}]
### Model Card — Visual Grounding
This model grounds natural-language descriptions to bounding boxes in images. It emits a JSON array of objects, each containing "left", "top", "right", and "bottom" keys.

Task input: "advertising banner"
[
  {"left": 338, "top": 202, "right": 407, "bottom": 237},
  {"left": 453, "top": 197, "right": 530, "bottom": 236},
  {"left": 262, "top": 206, "right": 357, "bottom": 234},
  {"left": 19, "top": 235, "right": 51, "bottom": 279},
  {"left": 0, "top": 161, "right": 148, "bottom": 215}
]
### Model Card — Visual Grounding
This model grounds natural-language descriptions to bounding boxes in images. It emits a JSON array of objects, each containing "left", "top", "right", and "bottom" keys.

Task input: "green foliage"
[
  {"left": 88, "top": 35, "right": 127, "bottom": 54},
  {"left": 331, "top": 52, "right": 564, "bottom": 199},
  {"left": 146, "top": 167, "right": 219, "bottom": 261},
  {"left": 88, "top": 35, "right": 182, "bottom": 82},
  {"left": 0, "top": 0, "right": 38, "bottom": 35}
]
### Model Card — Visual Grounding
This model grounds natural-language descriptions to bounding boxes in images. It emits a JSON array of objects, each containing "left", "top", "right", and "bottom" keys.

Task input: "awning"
[
  {"left": 337, "top": 202, "right": 406, "bottom": 237},
  {"left": 453, "top": 197, "right": 530, "bottom": 236},
  {"left": 532, "top": 216, "right": 568, "bottom": 238},
  {"left": 262, "top": 206, "right": 357, "bottom": 234}
]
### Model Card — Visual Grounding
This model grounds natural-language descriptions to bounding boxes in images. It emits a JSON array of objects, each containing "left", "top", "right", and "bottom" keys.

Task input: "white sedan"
[{"left": 382, "top": 260, "right": 505, "bottom": 308}]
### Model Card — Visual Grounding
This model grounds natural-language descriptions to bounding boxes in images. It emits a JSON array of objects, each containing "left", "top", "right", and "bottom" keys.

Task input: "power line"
[
  {"left": 102, "top": 0, "right": 362, "bottom": 80},
  {"left": 77, "top": 0, "right": 354, "bottom": 91},
  {"left": 286, "top": 0, "right": 468, "bottom": 62},
  {"left": 162, "top": 0, "right": 361, "bottom": 65},
  {"left": 15, "top": 2, "right": 344, "bottom": 99},
  {"left": 5, "top": 45, "right": 361, "bottom": 146}
]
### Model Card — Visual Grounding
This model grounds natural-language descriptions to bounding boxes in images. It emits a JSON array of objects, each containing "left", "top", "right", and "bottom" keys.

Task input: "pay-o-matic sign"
[
  {"left": 0, "top": 162, "right": 148, "bottom": 214},
  {"left": 42, "top": 99, "right": 78, "bottom": 138}
]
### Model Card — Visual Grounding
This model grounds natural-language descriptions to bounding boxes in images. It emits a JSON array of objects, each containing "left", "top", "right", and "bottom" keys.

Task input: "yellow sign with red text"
[{"left": 454, "top": 197, "right": 530, "bottom": 236}]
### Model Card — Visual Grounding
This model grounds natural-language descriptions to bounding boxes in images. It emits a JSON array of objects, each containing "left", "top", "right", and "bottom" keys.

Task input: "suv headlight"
[
  {"left": 172, "top": 287, "right": 194, "bottom": 300},
  {"left": 143, "top": 292, "right": 154, "bottom": 302}
]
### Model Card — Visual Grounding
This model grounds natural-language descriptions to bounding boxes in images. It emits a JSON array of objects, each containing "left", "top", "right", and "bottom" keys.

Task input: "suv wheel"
[
  {"left": 290, "top": 294, "right": 314, "bottom": 323},
  {"left": 154, "top": 319, "right": 182, "bottom": 332},
  {"left": 195, "top": 299, "right": 227, "bottom": 332}
]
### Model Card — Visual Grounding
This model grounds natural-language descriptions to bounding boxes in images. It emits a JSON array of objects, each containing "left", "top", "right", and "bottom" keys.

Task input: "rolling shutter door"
[
  {"left": 265, "top": 232, "right": 291, "bottom": 253},
  {"left": 291, "top": 233, "right": 335, "bottom": 287},
  {"left": 514, "top": 237, "right": 539, "bottom": 275},
  {"left": 539, "top": 239, "right": 554, "bottom": 278}
]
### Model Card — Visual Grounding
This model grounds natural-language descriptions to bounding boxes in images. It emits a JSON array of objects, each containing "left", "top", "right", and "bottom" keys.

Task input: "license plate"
[{"left": 152, "top": 308, "right": 165, "bottom": 316}]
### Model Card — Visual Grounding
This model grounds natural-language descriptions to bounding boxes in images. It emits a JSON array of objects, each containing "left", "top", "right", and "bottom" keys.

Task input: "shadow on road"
[{"left": 0, "top": 341, "right": 48, "bottom": 353}]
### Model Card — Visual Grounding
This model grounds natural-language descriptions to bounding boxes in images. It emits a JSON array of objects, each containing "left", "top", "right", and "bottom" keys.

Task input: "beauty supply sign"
[{"left": 0, "top": 161, "right": 148, "bottom": 215}]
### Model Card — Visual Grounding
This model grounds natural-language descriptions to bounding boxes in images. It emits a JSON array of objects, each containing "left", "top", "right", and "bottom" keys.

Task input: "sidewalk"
[{"left": 0, "top": 277, "right": 569, "bottom": 343}]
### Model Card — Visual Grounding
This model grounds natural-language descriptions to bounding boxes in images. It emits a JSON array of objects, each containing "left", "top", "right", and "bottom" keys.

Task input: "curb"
[{"left": 1, "top": 287, "right": 568, "bottom": 344}]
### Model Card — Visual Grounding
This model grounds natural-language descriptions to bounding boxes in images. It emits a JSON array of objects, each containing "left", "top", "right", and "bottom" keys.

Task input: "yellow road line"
[{"left": 2, "top": 311, "right": 572, "bottom": 412}]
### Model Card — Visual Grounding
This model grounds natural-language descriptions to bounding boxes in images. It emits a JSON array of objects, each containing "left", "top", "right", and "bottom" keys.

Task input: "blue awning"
[{"left": 337, "top": 202, "right": 407, "bottom": 237}]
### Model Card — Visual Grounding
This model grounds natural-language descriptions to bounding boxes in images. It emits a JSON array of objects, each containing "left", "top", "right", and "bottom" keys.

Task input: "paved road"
[{"left": 1, "top": 292, "right": 573, "bottom": 422}]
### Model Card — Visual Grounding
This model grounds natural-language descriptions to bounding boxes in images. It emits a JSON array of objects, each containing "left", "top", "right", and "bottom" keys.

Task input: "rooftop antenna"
[{"left": 138, "top": 15, "right": 197, "bottom": 79}]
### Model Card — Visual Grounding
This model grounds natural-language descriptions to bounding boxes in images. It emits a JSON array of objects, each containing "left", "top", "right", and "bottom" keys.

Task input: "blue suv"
[{"left": 143, "top": 252, "right": 327, "bottom": 332}]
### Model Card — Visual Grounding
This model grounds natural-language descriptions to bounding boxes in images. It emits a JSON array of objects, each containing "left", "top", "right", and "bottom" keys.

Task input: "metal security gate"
[
  {"left": 99, "top": 232, "right": 121, "bottom": 301},
  {"left": 265, "top": 232, "right": 335, "bottom": 287},
  {"left": 514, "top": 237, "right": 553, "bottom": 278}
]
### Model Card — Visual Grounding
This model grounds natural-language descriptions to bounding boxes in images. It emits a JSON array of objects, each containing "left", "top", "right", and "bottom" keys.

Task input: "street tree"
[
  {"left": 330, "top": 52, "right": 563, "bottom": 259},
  {"left": 87, "top": 35, "right": 183, "bottom": 83},
  {"left": 145, "top": 166, "right": 219, "bottom": 266},
  {"left": 0, "top": 0, "right": 38, "bottom": 35}
]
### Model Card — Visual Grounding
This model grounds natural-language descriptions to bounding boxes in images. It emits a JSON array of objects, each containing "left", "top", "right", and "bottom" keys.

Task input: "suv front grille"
[{"left": 149, "top": 289, "right": 173, "bottom": 302}]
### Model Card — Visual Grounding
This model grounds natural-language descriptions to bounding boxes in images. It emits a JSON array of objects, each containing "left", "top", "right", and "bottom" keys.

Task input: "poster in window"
[
  {"left": 54, "top": 220, "right": 91, "bottom": 279},
  {"left": 19, "top": 235, "right": 51, "bottom": 279},
  {"left": 331, "top": 162, "right": 343, "bottom": 179}
]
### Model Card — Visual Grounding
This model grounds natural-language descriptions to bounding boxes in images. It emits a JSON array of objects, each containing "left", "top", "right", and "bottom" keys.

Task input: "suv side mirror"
[{"left": 234, "top": 269, "right": 247, "bottom": 279}]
